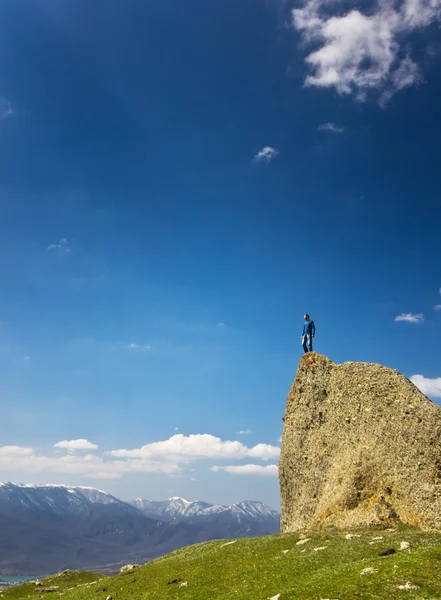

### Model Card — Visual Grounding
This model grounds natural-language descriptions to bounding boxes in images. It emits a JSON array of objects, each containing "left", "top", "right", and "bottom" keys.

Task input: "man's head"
[{"left": 304, "top": 314, "right": 310, "bottom": 321}]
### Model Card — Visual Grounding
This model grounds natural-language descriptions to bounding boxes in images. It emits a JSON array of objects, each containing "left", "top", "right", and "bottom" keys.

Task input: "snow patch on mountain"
[
  {"left": 0, "top": 482, "right": 120, "bottom": 514},
  {"left": 131, "top": 497, "right": 280, "bottom": 524}
]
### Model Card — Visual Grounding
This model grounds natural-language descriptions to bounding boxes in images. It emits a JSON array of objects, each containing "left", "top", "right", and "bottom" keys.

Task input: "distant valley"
[{"left": 0, "top": 482, "right": 279, "bottom": 576}]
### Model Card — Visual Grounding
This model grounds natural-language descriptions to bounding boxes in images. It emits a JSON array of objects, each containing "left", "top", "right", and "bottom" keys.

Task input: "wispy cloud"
[
  {"left": 254, "top": 146, "right": 279, "bottom": 164},
  {"left": 210, "top": 464, "right": 278, "bottom": 477},
  {"left": 318, "top": 122, "right": 344, "bottom": 133},
  {"left": 54, "top": 439, "right": 99, "bottom": 452},
  {"left": 128, "top": 343, "right": 152, "bottom": 350},
  {"left": 236, "top": 430, "right": 252, "bottom": 435},
  {"left": 434, "top": 305, "right": 441, "bottom": 311},
  {"left": 410, "top": 374, "right": 441, "bottom": 398},
  {"left": 292, "top": 0, "right": 438, "bottom": 103},
  {"left": 394, "top": 313, "right": 424, "bottom": 324},
  {"left": 0, "top": 98, "right": 13, "bottom": 121},
  {"left": 47, "top": 238, "right": 71, "bottom": 253}
]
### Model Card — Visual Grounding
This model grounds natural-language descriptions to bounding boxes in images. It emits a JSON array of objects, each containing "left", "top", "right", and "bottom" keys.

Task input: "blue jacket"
[{"left": 303, "top": 319, "right": 315, "bottom": 337}]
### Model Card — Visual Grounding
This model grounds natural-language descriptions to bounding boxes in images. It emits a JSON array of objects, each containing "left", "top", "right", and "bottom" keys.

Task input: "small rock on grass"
[
  {"left": 281, "top": 550, "right": 289, "bottom": 554},
  {"left": 180, "top": 581, "right": 188, "bottom": 587},
  {"left": 400, "top": 541, "right": 410, "bottom": 550},
  {"left": 313, "top": 546, "right": 327, "bottom": 551},
  {"left": 345, "top": 534, "right": 361, "bottom": 539},
  {"left": 120, "top": 564, "right": 140, "bottom": 573},
  {"left": 220, "top": 540, "right": 237, "bottom": 548},
  {"left": 397, "top": 582, "right": 419, "bottom": 590},
  {"left": 360, "top": 567, "right": 378, "bottom": 575},
  {"left": 296, "top": 538, "right": 310, "bottom": 545},
  {"left": 269, "top": 594, "right": 280, "bottom": 600},
  {"left": 106, "top": 596, "right": 112, "bottom": 600}
]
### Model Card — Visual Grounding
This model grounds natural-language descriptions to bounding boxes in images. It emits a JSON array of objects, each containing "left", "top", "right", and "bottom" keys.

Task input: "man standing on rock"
[{"left": 302, "top": 314, "right": 315, "bottom": 353}]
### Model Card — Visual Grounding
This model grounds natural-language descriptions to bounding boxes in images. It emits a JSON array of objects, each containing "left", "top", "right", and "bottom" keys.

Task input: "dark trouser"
[{"left": 302, "top": 334, "right": 313, "bottom": 353}]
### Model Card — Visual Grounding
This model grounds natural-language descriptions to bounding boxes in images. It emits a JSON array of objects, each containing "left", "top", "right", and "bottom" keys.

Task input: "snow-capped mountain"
[
  {"left": 131, "top": 497, "right": 280, "bottom": 535},
  {"left": 131, "top": 496, "right": 279, "bottom": 523},
  {"left": 0, "top": 482, "right": 199, "bottom": 576},
  {"left": 0, "top": 483, "right": 279, "bottom": 576},
  {"left": 0, "top": 482, "right": 120, "bottom": 515}
]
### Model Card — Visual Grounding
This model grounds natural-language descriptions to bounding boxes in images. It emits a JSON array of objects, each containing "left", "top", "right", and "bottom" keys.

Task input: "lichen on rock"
[{"left": 279, "top": 353, "right": 441, "bottom": 532}]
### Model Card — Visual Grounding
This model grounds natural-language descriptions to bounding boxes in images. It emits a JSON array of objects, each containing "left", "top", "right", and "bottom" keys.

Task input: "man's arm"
[{"left": 311, "top": 321, "right": 316, "bottom": 337}]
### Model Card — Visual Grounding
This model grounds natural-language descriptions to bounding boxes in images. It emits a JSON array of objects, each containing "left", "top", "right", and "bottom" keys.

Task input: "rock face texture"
[{"left": 279, "top": 353, "right": 441, "bottom": 532}]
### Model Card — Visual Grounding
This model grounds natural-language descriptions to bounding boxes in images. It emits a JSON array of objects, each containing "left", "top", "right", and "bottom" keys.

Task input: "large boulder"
[{"left": 279, "top": 353, "right": 441, "bottom": 532}]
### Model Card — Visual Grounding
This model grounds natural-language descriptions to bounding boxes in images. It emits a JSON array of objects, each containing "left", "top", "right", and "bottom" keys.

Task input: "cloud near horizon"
[
  {"left": 292, "top": 0, "right": 440, "bottom": 103},
  {"left": 410, "top": 374, "right": 441, "bottom": 398},
  {"left": 54, "top": 439, "right": 99, "bottom": 452},
  {"left": 0, "top": 434, "right": 280, "bottom": 480},
  {"left": 211, "top": 464, "right": 278, "bottom": 476},
  {"left": 110, "top": 434, "right": 280, "bottom": 462}
]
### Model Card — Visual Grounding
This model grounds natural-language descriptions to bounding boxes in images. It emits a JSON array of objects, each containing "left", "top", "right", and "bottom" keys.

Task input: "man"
[{"left": 302, "top": 314, "right": 315, "bottom": 353}]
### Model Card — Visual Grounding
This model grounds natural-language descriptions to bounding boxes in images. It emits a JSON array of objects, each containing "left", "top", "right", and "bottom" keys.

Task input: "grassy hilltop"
[{"left": 2, "top": 526, "right": 441, "bottom": 600}]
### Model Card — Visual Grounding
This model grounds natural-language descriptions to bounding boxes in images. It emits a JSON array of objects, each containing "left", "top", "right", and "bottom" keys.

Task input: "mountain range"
[{"left": 0, "top": 482, "right": 279, "bottom": 575}]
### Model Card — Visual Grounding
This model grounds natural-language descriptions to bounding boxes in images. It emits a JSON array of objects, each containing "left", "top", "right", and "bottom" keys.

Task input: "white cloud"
[
  {"left": 0, "top": 434, "right": 280, "bottom": 481},
  {"left": 110, "top": 434, "right": 280, "bottom": 462},
  {"left": 318, "top": 122, "right": 344, "bottom": 133},
  {"left": 292, "top": 0, "right": 440, "bottom": 102},
  {"left": 394, "top": 312, "right": 424, "bottom": 324},
  {"left": 236, "top": 430, "right": 252, "bottom": 435},
  {"left": 254, "top": 146, "right": 279, "bottom": 163},
  {"left": 128, "top": 343, "right": 139, "bottom": 349},
  {"left": 0, "top": 450, "right": 180, "bottom": 480},
  {"left": 47, "top": 238, "right": 71, "bottom": 253},
  {"left": 54, "top": 439, "right": 99, "bottom": 452},
  {"left": 410, "top": 374, "right": 441, "bottom": 398},
  {"left": 24, "top": 356, "right": 31, "bottom": 361},
  {"left": 434, "top": 305, "right": 441, "bottom": 311},
  {"left": 0, "top": 446, "right": 34, "bottom": 458},
  {"left": 210, "top": 464, "right": 278, "bottom": 477}
]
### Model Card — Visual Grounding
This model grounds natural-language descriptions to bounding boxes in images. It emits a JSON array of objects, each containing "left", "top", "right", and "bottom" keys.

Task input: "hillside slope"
[
  {"left": 2, "top": 527, "right": 441, "bottom": 599},
  {"left": 0, "top": 484, "right": 279, "bottom": 575}
]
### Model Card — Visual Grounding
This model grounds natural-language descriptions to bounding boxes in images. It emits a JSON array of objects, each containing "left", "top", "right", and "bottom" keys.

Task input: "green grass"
[{"left": 2, "top": 526, "right": 441, "bottom": 599}]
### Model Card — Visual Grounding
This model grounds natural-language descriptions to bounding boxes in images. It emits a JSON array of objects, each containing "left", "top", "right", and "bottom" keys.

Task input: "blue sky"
[{"left": 0, "top": 0, "right": 440, "bottom": 509}]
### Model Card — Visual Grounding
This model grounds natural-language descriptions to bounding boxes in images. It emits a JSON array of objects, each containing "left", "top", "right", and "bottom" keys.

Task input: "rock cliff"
[{"left": 279, "top": 353, "right": 441, "bottom": 532}]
